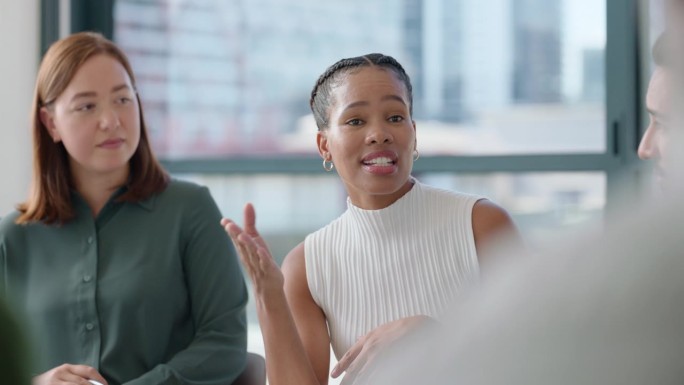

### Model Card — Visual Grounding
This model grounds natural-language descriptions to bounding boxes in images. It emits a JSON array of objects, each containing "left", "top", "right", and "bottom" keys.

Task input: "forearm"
[
  {"left": 256, "top": 289, "right": 322, "bottom": 385},
  {"left": 121, "top": 316, "right": 247, "bottom": 385}
]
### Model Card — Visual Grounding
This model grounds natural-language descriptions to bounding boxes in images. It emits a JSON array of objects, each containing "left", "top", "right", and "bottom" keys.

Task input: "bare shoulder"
[
  {"left": 281, "top": 242, "right": 314, "bottom": 301},
  {"left": 280, "top": 242, "right": 330, "bottom": 380},
  {"left": 472, "top": 199, "right": 514, "bottom": 234},
  {"left": 471, "top": 199, "right": 520, "bottom": 262},
  {"left": 281, "top": 242, "right": 306, "bottom": 283}
]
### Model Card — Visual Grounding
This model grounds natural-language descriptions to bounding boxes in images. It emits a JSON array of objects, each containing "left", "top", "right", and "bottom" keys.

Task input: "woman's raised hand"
[{"left": 221, "top": 203, "right": 284, "bottom": 295}]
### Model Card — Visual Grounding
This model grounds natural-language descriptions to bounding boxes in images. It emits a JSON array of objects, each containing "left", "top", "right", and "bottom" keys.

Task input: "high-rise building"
[
  {"left": 512, "top": 0, "right": 562, "bottom": 103},
  {"left": 460, "top": 0, "right": 514, "bottom": 113},
  {"left": 115, "top": 0, "right": 405, "bottom": 157},
  {"left": 408, "top": 0, "right": 513, "bottom": 122},
  {"left": 402, "top": 0, "right": 425, "bottom": 117},
  {"left": 581, "top": 48, "right": 605, "bottom": 103}
]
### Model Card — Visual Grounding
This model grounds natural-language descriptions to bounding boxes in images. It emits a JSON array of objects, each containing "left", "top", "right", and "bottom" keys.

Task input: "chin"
[{"left": 94, "top": 161, "right": 131, "bottom": 174}]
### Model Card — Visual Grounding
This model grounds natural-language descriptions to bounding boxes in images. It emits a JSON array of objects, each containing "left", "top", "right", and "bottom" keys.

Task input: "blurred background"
[{"left": 0, "top": 0, "right": 666, "bottom": 379}]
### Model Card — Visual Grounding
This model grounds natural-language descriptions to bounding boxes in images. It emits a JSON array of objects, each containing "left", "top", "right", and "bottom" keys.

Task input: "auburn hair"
[{"left": 17, "top": 32, "right": 169, "bottom": 224}]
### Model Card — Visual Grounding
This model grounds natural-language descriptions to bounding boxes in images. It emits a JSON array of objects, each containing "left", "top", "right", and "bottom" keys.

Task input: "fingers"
[
  {"left": 331, "top": 340, "right": 363, "bottom": 378},
  {"left": 345, "top": 353, "right": 372, "bottom": 384},
  {"left": 237, "top": 232, "right": 263, "bottom": 275},
  {"left": 221, "top": 204, "right": 277, "bottom": 284},
  {"left": 220, "top": 219, "right": 258, "bottom": 277},
  {"left": 243, "top": 203, "right": 259, "bottom": 237},
  {"left": 68, "top": 365, "right": 108, "bottom": 385},
  {"left": 220, "top": 205, "right": 259, "bottom": 243},
  {"left": 221, "top": 219, "right": 242, "bottom": 239},
  {"left": 35, "top": 364, "right": 106, "bottom": 385},
  {"left": 256, "top": 247, "right": 273, "bottom": 270}
]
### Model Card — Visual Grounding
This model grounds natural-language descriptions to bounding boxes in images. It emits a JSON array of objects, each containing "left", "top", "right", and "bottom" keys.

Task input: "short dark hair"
[{"left": 309, "top": 53, "right": 413, "bottom": 130}]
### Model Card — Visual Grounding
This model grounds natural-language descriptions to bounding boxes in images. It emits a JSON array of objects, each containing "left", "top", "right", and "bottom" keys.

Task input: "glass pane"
[
  {"left": 113, "top": 0, "right": 606, "bottom": 158},
  {"left": 177, "top": 171, "right": 605, "bottom": 371},
  {"left": 649, "top": 0, "right": 666, "bottom": 44}
]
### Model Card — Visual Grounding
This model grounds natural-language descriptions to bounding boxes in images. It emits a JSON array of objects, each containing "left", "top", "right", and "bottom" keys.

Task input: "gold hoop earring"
[
  {"left": 323, "top": 159, "right": 334, "bottom": 172},
  {"left": 413, "top": 149, "right": 420, "bottom": 161}
]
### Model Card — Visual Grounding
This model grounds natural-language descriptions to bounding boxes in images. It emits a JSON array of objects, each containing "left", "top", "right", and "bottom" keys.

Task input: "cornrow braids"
[{"left": 309, "top": 53, "right": 414, "bottom": 130}]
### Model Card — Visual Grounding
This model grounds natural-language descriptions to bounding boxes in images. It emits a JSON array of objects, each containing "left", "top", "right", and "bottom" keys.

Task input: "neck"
[
  {"left": 72, "top": 166, "right": 130, "bottom": 217},
  {"left": 348, "top": 178, "right": 415, "bottom": 210}
]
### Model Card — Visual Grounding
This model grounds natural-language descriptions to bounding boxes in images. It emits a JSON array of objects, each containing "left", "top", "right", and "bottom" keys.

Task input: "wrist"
[{"left": 254, "top": 287, "right": 287, "bottom": 311}]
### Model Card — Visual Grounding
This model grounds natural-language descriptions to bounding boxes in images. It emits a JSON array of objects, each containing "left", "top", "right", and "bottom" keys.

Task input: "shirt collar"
[
  {"left": 71, "top": 185, "right": 158, "bottom": 212},
  {"left": 135, "top": 193, "right": 157, "bottom": 212}
]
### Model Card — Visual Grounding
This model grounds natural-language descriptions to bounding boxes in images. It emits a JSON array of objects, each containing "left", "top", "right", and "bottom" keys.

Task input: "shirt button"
[
  {"left": 85, "top": 323, "right": 94, "bottom": 331},
  {"left": 87, "top": 237, "right": 94, "bottom": 244},
  {"left": 83, "top": 275, "right": 92, "bottom": 283}
]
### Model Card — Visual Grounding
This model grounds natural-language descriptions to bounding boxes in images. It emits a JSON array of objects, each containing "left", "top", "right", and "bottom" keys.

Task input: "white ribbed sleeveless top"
[{"left": 304, "top": 180, "right": 482, "bottom": 359}]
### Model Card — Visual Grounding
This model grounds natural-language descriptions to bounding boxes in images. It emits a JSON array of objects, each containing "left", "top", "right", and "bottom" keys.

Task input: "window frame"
[{"left": 42, "top": 0, "right": 647, "bottom": 213}]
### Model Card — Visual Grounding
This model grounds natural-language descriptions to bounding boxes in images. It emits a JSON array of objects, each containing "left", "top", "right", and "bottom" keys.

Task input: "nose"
[
  {"left": 365, "top": 123, "right": 393, "bottom": 145},
  {"left": 637, "top": 123, "right": 659, "bottom": 160},
  {"left": 98, "top": 106, "right": 121, "bottom": 131}
]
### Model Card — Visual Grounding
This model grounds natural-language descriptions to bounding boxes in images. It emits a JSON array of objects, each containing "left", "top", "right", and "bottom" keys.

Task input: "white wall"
[{"left": 0, "top": 0, "right": 38, "bottom": 215}]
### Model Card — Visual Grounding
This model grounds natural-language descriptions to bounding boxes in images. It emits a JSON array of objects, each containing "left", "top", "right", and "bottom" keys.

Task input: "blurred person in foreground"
[
  {"left": 356, "top": 21, "right": 684, "bottom": 385},
  {"left": 0, "top": 32, "right": 248, "bottom": 385},
  {"left": 638, "top": 32, "right": 677, "bottom": 187},
  {"left": 639, "top": 0, "right": 684, "bottom": 189}
]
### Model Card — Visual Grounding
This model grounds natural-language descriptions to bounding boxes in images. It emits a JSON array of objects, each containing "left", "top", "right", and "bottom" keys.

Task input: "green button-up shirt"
[
  {"left": 0, "top": 180, "right": 247, "bottom": 385},
  {"left": 0, "top": 298, "right": 31, "bottom": 385}
]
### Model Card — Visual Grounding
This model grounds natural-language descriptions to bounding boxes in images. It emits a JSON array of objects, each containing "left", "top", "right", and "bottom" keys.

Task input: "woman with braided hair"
[{"left": 222, "top": 53, "right": 519, "bottom": 385}]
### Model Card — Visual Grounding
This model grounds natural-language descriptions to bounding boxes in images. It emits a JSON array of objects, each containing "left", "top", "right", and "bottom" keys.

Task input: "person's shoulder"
[
  {"left": 305, "top": 210, "right": 350, "bottom": 243},
  {"left": 414, "top": 182, "right": 484, "bottom": 217},
  {"left": 0, "top": 211, "right": 25, "bottom": 238},
  {"left": 282, "top": 242, "right": 305, "bottom": 276},
  {"left": 164, "top": 178, "right": 210, "bottom": 195},
  {"left": 142, "top": 179, "right": 218, "bottom": 218},
  {"left": 472, "top": 199, "right": 512, "bottom": 226},
  {"left": 471, "top": 199, "right": 519, "bottom": 254},
  {"left": 417, "top": 181, "right": 482, "bottom": 203},
  {"left": 156, "top": 178, "right": 214, "bottom": 203}
]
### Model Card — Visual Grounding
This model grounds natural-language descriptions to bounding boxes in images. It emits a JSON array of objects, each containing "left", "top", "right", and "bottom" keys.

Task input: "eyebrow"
[
  {"left": 69, "top": 84, "right": 132, "bottom": 102},
  {"left": 341, "top": 94, "right": 408, "bottom": 113}
]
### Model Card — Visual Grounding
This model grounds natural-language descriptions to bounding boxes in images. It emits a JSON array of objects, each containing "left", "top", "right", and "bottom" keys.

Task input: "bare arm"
[
  {"left": 222, "top": 204, "right": 330, "bottom": 385},
  {"left": 471, "top": 199, "right": 522, "bottom": 266},
  {"left": 282, "top": 244, "right": 331, "bottom": 385}
]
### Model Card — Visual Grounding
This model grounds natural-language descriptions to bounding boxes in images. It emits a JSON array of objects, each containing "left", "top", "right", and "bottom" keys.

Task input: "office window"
[{"left": 113, "top": 0, "right": 606, "bottom": 158}]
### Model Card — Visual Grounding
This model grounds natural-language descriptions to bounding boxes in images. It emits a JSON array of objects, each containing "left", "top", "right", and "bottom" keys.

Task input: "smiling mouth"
[{"left": 363, "top": 157, "right": 396, "bottom": 166}]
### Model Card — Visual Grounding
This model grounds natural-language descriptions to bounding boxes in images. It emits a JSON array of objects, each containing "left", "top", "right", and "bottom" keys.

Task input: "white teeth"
[{"left": 365, "top": 157, "right": 393, "bottom": 165}]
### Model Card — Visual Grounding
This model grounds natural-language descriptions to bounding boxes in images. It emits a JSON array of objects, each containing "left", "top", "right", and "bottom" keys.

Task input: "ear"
[
  {"left": 316, "top": 130, "right": 330, "bottom": 160},
  {"left": 412, "top": 120, "right": 417, "bottom": 151},
  {"left": 40, "top": 107, "right": 61, "bottom": 143}
]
